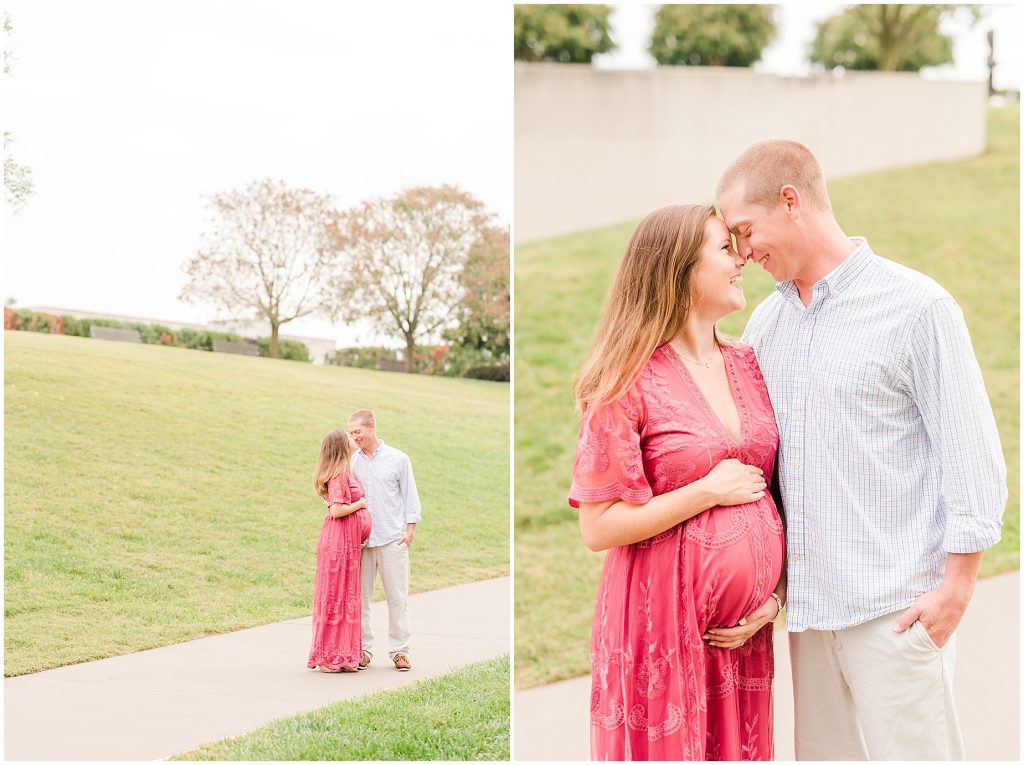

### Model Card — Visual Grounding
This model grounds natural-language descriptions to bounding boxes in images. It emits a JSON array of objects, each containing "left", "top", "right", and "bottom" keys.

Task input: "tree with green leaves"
[
  {"left": 514, "top": 4, "right": 615, "bottom": 63},
  {"left": 810, "top": 5, "right": 981, "bottom": 72},
  {"left": 444, "top": 222, "right": 510, "bottom": 375},
  {"left": 649, "top": 5, "right": 776, "bottom": 67}
]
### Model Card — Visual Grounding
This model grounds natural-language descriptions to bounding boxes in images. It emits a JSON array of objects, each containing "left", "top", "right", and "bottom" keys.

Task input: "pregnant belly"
[{"left": 684, "top": 500, "right": 784, "bottom": 631}]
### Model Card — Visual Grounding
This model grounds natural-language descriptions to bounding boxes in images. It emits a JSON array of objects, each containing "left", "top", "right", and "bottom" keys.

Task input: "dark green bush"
[
  {"left": 256, "top": 337, "right": 310, "bottom": 362},
  {"left": 463, "top": 364, "right": 510, "bottom": 382}
]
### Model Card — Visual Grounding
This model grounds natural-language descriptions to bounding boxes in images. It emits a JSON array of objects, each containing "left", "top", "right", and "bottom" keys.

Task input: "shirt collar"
[
  {"left": 353, "top": 439, "right": 385, "bottom": 460},
  {"left": 775, "top": 237, "right": 873, "bottom": 299}
]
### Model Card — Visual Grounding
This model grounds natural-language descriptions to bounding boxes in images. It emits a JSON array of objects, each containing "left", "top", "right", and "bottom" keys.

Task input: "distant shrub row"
[
  {"left": 463, "top": 364, "right": 510, "bottom": 382},
  {"left": 328, "top": 346, "right": 507, "bottom": 381},
  {"left": 4, "top": 308, "right": 310, "bottom": 362}
]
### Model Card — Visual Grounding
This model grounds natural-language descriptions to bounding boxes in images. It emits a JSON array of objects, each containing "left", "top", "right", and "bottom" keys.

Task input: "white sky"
[
  {"left": 4, "top": 3, "right": 1019, "bottom": 346},
  {"left": 596, "top": 4, "right": 1022, "bottom": 91},
  {"left": 3, "top": 0, "right": 511, "bottom": 345}
]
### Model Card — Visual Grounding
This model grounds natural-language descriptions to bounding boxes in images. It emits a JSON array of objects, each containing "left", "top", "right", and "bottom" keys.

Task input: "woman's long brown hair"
[
  {"left": 574, "top": 203, "right": 718, "bottom": 413},
  {"left": 314, "top": 428, "right": 353, "bottom": 499}
]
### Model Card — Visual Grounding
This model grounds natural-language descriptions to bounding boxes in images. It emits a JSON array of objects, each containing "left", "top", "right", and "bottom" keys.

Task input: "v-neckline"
[{"left": 663, "top": 342, "right": 744, "bottom": 445}]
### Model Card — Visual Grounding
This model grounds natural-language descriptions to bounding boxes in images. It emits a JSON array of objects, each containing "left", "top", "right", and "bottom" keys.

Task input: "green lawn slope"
[
  {"left": 5, "top": 332, "right": 509, "bottom": 676},
  {"left": 514, "top": 105, "right": 1019, "bottom": 689},
  {"left": 174, "top": 655, "right": 510, "bottom": 761}
]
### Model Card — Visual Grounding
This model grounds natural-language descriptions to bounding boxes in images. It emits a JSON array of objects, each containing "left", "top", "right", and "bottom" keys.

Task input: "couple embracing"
[
  {"left": 570, "top": 140, "right": 1006, "bottom": 760},
  {"left": 308, "top": 409, "right": 421, "bottom": 674}
]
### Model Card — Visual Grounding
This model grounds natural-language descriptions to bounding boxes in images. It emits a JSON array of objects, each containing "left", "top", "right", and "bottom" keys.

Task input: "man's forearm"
[{"left": 940, "top": 551, "right": 984, "bottom": 603}]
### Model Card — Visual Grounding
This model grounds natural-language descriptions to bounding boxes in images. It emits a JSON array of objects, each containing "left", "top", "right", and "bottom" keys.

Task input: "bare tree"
[
  {"left": 4, "top": 12, "right": 34, "bottom": 212},
  {"left": 331, "top": 185, "right": 490, "bottom": 373},
  {"left": 181, "top": 179, "right": 336, "bottom": 358}
]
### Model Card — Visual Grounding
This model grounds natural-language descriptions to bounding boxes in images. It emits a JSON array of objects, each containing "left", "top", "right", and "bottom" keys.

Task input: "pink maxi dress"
[
  {"left": 307, "top": 471, "right": 372, "bottom": 671},
  {"left": 570, "top": 343, "right": 784, "bottom": 761}
]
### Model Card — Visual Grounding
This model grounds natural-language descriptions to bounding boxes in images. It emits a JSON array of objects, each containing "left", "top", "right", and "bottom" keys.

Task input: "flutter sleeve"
[
  {"left": 568, "top": 391, "right": 651, "bottom": 508},
  {"left": 326, "top": 471, "right": 363, "bottom": 506}
]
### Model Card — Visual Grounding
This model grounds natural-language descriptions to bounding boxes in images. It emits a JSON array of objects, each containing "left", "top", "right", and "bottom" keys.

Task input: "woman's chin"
[{"left": 723, "top": 296, "right": 746, "bottom": 315}]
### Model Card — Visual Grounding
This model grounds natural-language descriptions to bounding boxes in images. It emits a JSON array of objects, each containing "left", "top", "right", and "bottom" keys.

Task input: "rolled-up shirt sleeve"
[
  {"left": 400, "top": 455, "right": 422, "bottom": 524},
  {"left": 902, "top": 297, "right": 1006, "bottom": 553}
]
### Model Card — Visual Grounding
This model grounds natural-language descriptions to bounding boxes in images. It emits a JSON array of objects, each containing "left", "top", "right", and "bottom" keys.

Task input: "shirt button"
[
  {"left": 792, "top": 506, "right": 800, "bottom": 513},
  {"left": 790, "top": 553, "right": 800, "bottom": 563}
]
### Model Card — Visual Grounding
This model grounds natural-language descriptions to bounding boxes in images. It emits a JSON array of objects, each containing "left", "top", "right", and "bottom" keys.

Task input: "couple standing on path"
[
  {"left": 308, "top": 409, "right": 422, "bottom": 674},
  {"left": 570, "top": 139, "right": 1007, "bottom": 760}
]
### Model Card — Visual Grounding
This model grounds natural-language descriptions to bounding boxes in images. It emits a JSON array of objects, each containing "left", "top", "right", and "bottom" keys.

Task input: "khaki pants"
[
  {"left": 790, "top": 612, "right": 964, "bottom": 760},
  {"left": 360, "top": 539, "right": 411, "bottom": 660}
]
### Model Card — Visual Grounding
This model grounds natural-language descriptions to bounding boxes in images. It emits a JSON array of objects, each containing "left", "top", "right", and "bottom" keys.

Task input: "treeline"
[{"left": 5, "top": 308, "right": 509, "bottom": 380}]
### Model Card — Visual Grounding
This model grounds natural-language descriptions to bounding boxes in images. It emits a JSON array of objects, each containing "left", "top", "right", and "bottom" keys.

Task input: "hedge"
[{"left": 5, "top": 308, "right": 309, "bottom": 361}]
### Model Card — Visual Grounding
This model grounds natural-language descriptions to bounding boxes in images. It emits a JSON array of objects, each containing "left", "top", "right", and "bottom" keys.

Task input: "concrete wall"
[{"left": 515, "top": 63, "right": 988, "bottom": 243}]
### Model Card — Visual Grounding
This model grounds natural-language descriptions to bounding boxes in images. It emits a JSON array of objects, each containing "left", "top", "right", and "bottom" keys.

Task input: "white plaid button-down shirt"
[
  {"left": 742, "top": 238, "right": 1006, "bottom": 631},
  {"left": 351, "top": 441, "right": 422, "bottom": 548}
]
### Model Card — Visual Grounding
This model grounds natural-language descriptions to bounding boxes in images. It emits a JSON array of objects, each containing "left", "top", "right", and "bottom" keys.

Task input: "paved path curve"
[
  {"left": 6, "top": 577, "right": 509, "bottom": 760},
  {"left": 515, "top": 571, "right": 1018, "bottom": 761}
]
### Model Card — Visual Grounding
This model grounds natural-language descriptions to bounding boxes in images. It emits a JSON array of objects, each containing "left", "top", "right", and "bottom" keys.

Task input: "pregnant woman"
[
  {"left": 308, "top": 428, "right": 373, "bottom": 673},
  {"left": 570, "top": 204, "right": 786, "bottom": 760}
]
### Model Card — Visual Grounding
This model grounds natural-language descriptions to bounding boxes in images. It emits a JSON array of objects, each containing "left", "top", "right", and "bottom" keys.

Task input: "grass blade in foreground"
[{"left": 173, "top": 655, "right": 510, "bottom": 761}]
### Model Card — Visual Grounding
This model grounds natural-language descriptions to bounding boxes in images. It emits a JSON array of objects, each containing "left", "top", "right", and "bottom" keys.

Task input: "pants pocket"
[{"left": 908, "top": 619, "right": 941, "bottom": 652}]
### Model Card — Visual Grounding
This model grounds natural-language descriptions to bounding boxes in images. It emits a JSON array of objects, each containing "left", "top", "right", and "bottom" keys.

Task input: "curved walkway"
[
  {"left": 5, "top": 576, "right": 509, "bottom": 760},
  {"left": 514, "top": 570, "right": 1019, "bottom": 761}
]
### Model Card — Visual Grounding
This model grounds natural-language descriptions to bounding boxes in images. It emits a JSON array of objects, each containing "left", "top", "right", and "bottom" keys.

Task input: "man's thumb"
[{"left": 892, "top": 606, "right": 921, "bottom": 633}]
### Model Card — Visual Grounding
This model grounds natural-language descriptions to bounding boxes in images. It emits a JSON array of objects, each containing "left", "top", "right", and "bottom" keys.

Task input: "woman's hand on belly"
[
  {"left": 702, "top": 595, "right": 780, "bottom": 649},
  {"left": 700, "top": 458, "right": 767, "bottom": 506}
]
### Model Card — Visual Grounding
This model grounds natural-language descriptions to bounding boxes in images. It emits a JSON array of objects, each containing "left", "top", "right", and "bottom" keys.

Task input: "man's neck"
[
  {"left": 793, "top": 219, "right": 858, "bottom": 304},
  {"left": 361, "top": 438, "right": 381, "bottom": 457}
]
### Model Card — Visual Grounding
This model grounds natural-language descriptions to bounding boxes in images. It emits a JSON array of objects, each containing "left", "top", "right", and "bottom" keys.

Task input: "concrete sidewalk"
[
  {"left": 5, "top": 576, "right": 509, "bottom": 761},
  {"left": 515, "top": 571, "right": 1019, "bottom": 761}
]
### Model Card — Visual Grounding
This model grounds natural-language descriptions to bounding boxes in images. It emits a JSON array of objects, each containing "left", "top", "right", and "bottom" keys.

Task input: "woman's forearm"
[
  {"left": 328, "top": 502, "right": 359, "bottom": 518},
  {"left": 580, "top": 479, "right": 718, "bottom": 551}
]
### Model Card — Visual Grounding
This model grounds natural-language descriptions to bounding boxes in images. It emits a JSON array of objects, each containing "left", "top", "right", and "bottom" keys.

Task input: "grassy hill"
[
  {"left": 514, "top": 105, "right": 1020, "bottom": 688},
  {"left": 4, "top": 331, "right": 509, "bottom": 676}
]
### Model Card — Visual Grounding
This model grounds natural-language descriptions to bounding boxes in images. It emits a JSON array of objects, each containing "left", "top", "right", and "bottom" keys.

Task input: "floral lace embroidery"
[
  {"left": 685, "top": 508, "right": 751, "bottom": 549},
  {"left": 627, "top": 703, "right": 684, "bottom": 741}
]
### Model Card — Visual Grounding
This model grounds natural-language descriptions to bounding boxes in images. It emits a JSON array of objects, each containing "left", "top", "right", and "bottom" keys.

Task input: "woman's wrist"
[
  {"left": 769, "top": 591, "right": 784, "bottom": 617},
  {"left": 688, "top": 477, "right": 721, "bottom": 513}
]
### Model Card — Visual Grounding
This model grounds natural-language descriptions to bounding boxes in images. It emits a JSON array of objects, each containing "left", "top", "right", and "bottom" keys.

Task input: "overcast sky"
[
  {"left": 4, "top": 3, "right": 1019, "bottom": 346},
  {"left": 4, "top": 0, "right": 511, "bottom": 345}
]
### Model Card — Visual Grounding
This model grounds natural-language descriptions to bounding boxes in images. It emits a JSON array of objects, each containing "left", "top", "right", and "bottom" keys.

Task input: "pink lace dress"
[
  {"left": 307, "top": 471, "right": 372, "bottom": 671},
  {"left": 569, "top": 343, "right": 784, "bottom": 760}
]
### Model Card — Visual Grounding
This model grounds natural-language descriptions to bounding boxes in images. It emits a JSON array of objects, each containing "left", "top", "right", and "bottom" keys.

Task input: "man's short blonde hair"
[
  {"left": 348, "top": 409, "right": 375, "bottom": 427},
  {"left": 717, "top": 139, "right": 831, "bottom": 212}
]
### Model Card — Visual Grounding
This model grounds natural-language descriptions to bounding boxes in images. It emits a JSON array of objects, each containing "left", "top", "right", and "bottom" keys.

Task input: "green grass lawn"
[
  {"left": 173, "top": 655, "right": 510, "bottom": 761},
  {"left": 514, "top": 105, "right": 1020, "bottom": 689},
  {"left": 4, "top": 333, "right": 508, "bottom": 676}
]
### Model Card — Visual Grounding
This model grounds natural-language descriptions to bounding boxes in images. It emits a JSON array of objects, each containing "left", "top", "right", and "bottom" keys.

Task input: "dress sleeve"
[
  {"left": 326, "top": 473, "right": 361, "bottom": 506},
  {"left": 568, "top": 391, "right": 651, "bottom": 508}
]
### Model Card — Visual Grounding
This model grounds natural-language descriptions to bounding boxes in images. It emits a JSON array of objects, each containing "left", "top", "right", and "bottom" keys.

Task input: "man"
[
  {"left": 715, "top": 139, "right": 1006, "bottom": 760},
  {"left": 348, "top": 409, "right": 422, "bottom": 672}
]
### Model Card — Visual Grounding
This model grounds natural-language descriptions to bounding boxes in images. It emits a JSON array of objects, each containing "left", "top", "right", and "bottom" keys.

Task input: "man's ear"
[{"left": 779, "top": 185, "right": 800, "bottom": 216}]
